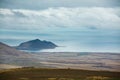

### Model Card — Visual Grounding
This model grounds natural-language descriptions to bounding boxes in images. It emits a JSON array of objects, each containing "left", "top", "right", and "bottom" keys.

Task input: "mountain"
[
  {"left": 0, "top": 42, "right": 28, "bottom": 56},
  {"left": 16, "top": 39, "right": 58, "bottom": 50},
  {"left": 0, "top": 42, "right": 46, "bottom": 69}
]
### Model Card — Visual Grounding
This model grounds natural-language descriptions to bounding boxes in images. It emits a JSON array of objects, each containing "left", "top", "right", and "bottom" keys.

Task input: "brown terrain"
[{"left": 0, "top": 42, "right": 120, "bottom": 71}]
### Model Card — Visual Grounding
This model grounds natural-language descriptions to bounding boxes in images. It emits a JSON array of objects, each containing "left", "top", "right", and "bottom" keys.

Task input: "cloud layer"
[
  {"left": 0, "top": 7, "right": 120, "bottom": 30},
  {"left": 0, "top": 0, "right": 120, "bottom": 10}
]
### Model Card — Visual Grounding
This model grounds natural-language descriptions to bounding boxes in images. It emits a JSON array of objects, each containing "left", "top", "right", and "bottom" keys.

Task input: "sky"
[{"left": 0, "top": 0, "right": 120, "bottom": 52}]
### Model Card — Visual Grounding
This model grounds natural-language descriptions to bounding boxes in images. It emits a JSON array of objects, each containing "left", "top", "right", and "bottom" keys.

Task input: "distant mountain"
[{"left": 16, "top": 39, "right": 58, "bottom": 50}]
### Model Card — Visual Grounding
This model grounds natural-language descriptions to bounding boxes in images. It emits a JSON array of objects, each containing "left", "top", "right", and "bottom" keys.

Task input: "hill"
[
  {"left": 0, "top": 42, "right": 28, "bottom": 56},
  {"left": 0, "top": 42, "right": 47, "bottom": 69},
  {"left": 16, "top": 39, "right": 58, "bottom": 50}
]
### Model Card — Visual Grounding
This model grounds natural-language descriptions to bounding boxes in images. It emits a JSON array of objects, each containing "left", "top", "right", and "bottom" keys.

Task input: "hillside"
[
  {"left": 0, "top": 42, "right": 29, "bottom": 56},
  {"left": 0, "top": 42, "right": 47, "bottom": 69}
]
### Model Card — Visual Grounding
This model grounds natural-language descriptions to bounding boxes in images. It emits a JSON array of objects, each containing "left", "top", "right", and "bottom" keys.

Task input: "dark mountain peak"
[
  {"left": 34, "top": 39, "right": 41, "bottom": 41},
  {"left": 16, "top": 39, "right": 58, "bottom": 50},
  {"left": 27, "top": 39, "right": 41, "bottom": 44}
]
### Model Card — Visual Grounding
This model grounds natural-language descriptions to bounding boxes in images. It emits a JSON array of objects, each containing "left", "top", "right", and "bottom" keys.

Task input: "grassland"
[{"left": 0, "top": 68, "right": 120, "bottom": 80}]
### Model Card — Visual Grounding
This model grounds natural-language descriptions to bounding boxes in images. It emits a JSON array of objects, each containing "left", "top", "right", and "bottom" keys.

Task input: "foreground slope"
[{"left": 0, "top": 68, "right": 120, "bottom": 80}]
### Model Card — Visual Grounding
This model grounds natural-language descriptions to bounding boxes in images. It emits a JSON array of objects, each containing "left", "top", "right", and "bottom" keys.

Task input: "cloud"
[
  {"left": 0, "top": 7, "right": 120, "bottom": 30},
  {"left": 0, "top": 0, "right": 120, "bottom": 10}
]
